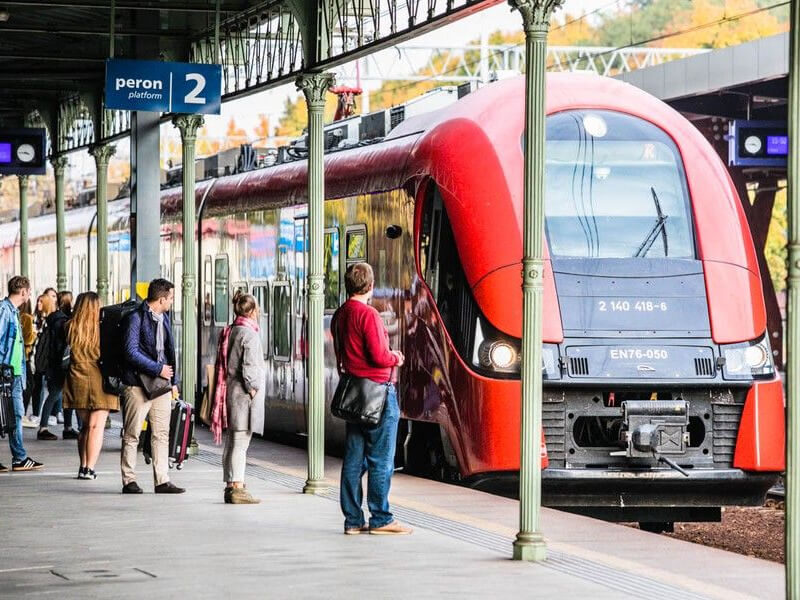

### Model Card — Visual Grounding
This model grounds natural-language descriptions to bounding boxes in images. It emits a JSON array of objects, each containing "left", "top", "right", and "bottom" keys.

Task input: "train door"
[{"left": 294, "top": 216, "right": 308, "bottom": 432}]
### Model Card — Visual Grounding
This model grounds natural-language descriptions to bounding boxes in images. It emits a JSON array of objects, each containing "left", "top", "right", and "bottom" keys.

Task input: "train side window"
[
  {"left": 252, "top": 283, "right": 270, "bottom": 358},
  {"left": 203, "top": 257, "right": 213, "bottom": 326},
  {"left": 272, "top": 282, "right": 291, "bottom": 361},
  {"left": 214, "top": 255, "right": 230, "bottom": 325},
  {"left": 419, "top": 187, "right": 443, "bottom": 300},
  {"left": 345, "top": 225, "right": 367, "bottom": 263},
  {"left": 324, "top": 228, "right": 340, "bottom": 310},
  {"left": 173, "top": 259, "right": 183, "bottom": 323}
]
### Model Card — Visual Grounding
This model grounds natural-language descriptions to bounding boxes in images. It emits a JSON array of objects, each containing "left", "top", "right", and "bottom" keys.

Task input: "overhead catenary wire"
[{"left": 370, "top": 0, "right": 790, "bottom": 100}]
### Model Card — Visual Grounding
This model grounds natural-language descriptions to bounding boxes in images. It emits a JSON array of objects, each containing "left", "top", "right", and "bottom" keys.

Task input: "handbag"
[
  {"left": 331, "top": 374, "right": 389, "bottom": 426},
  {"left": 137, "top": 372, "right": 173, "bottom": 400},
  {"left": 330, "top": 316, "right": 391, "bottom": 426}
]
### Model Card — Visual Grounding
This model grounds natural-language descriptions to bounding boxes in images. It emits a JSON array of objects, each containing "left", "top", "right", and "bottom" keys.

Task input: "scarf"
[
  {"left": 148, "top": 306, "right": 166, "bottom": 362},
  {"left": 211, "top": 316, "right": 260, "bottom": 444}
]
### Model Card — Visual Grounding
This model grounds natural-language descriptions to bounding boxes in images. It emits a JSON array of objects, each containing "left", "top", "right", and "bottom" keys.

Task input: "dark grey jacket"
[{"left": 225, "top": 324, "right": 265, "bottom": 433}]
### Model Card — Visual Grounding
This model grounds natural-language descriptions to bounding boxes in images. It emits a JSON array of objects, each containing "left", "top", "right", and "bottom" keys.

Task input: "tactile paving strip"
[{"left": 194, "top": 448, "right": 708, "bottom": 600}]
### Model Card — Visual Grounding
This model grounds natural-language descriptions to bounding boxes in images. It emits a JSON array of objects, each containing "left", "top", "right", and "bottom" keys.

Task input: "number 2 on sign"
[{"left": 185, "top": 73, "right": 206, "bottom": 105}]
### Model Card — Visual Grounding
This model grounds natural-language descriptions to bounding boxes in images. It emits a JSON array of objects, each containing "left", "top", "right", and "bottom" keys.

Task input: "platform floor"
[{"left": 0, "top": 424, "right": 783, "bottom": 599}]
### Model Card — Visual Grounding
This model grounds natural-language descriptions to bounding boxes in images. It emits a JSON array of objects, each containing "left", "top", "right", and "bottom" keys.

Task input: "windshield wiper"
[{"left": 633, "top": 187, "right": 669, "bottom": 258}]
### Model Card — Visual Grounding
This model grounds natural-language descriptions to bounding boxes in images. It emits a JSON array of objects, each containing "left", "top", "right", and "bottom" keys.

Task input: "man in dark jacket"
[{"left": 119, "top": 278, "right": 184, "bottom": 494}]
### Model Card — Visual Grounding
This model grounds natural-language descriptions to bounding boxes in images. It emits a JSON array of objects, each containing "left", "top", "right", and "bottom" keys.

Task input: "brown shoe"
[
  {"left": 230, "top": 487, "right": 260, "bottom": 504},
  {"left": 344, "top": 525, "right": 369, "bottom": 535},
  {"left": 369, "top": 521, "right": 413, "bottom": 535}
]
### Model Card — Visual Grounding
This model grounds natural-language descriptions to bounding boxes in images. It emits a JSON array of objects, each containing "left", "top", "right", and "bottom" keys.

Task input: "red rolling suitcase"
[
  {"left": 141, "top": 400, "right": 194, "bottom": 469},
  {"left": 0, "top": 365, "right": 15, "bottom": 438}
]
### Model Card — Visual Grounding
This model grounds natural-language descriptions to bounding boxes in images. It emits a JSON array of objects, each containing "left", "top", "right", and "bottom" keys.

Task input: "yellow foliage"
[{"left": 662, "top": 0, "right": 787, "bottom": 48}]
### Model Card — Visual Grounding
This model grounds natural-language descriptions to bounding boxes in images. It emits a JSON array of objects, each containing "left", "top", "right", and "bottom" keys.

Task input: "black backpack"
[
  {"left": 99, "top": 300, "right": 140, "bottom": 395},
  {"left": 33, "top": 321, "right": 54, "bottom": 375}
]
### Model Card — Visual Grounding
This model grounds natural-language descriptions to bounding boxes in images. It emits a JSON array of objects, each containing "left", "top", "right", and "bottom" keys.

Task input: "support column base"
[
  {"left": 303, "top": 479, "right": 328, "bottom": 495},
  {"left": 512, "top": 532, "right": 547, "bottom": 562}
]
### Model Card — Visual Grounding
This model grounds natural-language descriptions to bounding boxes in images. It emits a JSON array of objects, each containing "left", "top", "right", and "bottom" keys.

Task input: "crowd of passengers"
[{"left": 0, "top": 264, "right": 412, "bottom": 535}]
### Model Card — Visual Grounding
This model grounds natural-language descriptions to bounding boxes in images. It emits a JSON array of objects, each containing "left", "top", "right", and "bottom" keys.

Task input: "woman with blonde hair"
[
  {"left": 28, "top": 294, "right": 56, "bottom": 431},
  {"left": 63, "top": 292, "right": 120, "bottom": 479},
  {"left": 212, "top": 293, "right": 265, "bottom": 504}
]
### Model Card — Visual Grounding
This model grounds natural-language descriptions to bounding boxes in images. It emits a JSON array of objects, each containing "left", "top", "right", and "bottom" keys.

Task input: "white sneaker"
[
  {"left": 21, "top": 416, "right": 38, "bottom": 428},
  {"left": 57, "top": 412, "right": 64, "bottom": 425},
  {"left": 48, "top": 416, "right": 57, "bottom": 426}
]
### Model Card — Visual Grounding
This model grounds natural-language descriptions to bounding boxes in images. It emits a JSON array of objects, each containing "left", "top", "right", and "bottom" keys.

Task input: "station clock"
[{"left": 0, "top": 128, "right": 47, "bottom": 175}]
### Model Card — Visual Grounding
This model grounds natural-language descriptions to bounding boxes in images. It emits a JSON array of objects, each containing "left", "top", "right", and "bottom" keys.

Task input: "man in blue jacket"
[
  {"left": 119, "top": 278, "right": 184, "bottom": 494},
  {"left": 0, "top": 276, "right": 43, "bottom": 471}
]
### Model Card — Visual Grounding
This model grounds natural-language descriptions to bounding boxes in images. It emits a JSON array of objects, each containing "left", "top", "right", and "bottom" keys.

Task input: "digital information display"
[
  {"left": 766, "top": 135, "right": 789, "bottom": 156},
  {"left": 0, "top": 129, "right": 46, "bottom": 175},
  {"left": 729, "top": 120, "right": 788, "bottom": 167}
]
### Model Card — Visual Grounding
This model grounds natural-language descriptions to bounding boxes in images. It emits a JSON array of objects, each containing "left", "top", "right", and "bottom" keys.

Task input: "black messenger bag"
[
  {"left": 331, "top": 374, "right": 388, "bottom": 427},
  {"left": 330, "top": 315, "right": 392, "bottom": 426}
]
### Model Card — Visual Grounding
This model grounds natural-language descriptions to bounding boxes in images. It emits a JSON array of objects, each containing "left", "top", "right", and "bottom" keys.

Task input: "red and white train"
[{"left": 1, "top": 73, "right": 784, "bottom": 527}]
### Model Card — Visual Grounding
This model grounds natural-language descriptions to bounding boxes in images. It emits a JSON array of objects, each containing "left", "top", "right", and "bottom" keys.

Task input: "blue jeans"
[
  {"left": 39, "top": 379, "right": 62, "bottom": 430},
  {"left": 340, "top": 384, "right": 399, "bottom": 530},
  {"left": 8, "top": 376, "right": 26, "bottom": 462}
]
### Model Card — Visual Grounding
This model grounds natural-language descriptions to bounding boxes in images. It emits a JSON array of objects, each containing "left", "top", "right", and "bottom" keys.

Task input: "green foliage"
[{"left": 596, "top": 0, "right": 693, "bottom": 47}]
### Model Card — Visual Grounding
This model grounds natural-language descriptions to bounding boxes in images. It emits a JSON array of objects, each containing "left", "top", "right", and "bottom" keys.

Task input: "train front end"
[
  {"left": 537, "top": 108, "right": 783, "bottom": 524},
  {"left": 409, "top": 74, "right": 784, "bottom": 525}
]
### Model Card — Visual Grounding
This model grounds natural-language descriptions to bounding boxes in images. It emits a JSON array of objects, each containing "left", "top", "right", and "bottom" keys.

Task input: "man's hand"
[
  {"left": 160, "top": 364, "right": 174, "bottom": 380},
  {"left": 172, "top": 386, "right": 179, "bottom": 400},
  {"left": 392, "top": 350, "right": 405, "bottom": 367}
]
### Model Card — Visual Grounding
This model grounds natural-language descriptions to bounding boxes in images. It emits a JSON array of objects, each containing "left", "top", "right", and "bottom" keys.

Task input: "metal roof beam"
[
  {"left": 0, "top": 1, "right": 248, "bottom": 12},
  {"left": 0, "top": 54, "right": 105, "bottom": 62},
  {"left": 0, "top": 24, "right": 192, "bottom": 38}
]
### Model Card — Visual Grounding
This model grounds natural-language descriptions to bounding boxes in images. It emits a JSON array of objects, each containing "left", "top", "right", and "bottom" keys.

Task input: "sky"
[{"left": 68, "top": 0, "right": 616, "bottom": 180}]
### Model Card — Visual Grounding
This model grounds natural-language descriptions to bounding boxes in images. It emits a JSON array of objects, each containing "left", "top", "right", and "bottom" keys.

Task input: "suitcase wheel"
[
  {"left": 176, "top": 463, "right": 183, "bottom": 470},
  {"left": 144, "top": 457, "right": 151, "bottom": 465}
]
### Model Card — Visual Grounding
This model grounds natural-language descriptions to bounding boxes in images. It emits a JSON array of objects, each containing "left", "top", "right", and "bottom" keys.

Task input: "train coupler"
[{"left": 619, "top": 400, "right": 690, "bottom": 459}]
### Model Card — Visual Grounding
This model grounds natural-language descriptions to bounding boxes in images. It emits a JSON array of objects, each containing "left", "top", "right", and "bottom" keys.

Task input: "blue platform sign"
[{"left": 105, "top": 59, "right": 222, "bottom": 115}]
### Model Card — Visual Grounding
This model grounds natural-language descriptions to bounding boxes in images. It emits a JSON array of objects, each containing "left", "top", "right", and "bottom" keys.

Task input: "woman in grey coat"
[{"left": 216, "top": 293, "right": 265, "bottom": 504}]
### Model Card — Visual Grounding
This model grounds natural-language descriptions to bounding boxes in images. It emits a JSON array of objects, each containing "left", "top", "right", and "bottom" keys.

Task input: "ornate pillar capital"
[
  {"left": 50, "top": 154, "right": 68, "bottom": 176},
  {"left": 508, "top": 0, "right": 564, "bottom": 33},
  {"left": 172, "top": 114, "right": 205, "bottom": 142},
  {"left": 296, "top": 72, "right": 336, "bottom": 109},
  {"left": 89, "top": 143, "right": 116, "bottom": 167}
]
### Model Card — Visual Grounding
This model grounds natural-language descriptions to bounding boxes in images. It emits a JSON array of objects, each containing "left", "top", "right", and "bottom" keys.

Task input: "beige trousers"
[{"left": 120, "top": 386, "right": 172, "bottom": 486}]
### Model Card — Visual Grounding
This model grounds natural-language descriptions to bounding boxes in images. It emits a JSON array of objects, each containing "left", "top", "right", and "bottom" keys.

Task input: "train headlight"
[
  {"left": 721, "top": 334, "right": 775, "bottom": 380},
  {"left": 489, "top": 342, "right": 516, "bottom": 370}
]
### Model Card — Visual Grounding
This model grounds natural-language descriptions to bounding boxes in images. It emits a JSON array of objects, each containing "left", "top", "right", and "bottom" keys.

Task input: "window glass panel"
[
  {"left": 544, "top": 110, "right": 694, "bottom": 259},
  {"left": 232, "top": 282, "right": 248, "bottom": 301},
  {"left": 173, "top": 260, "right": 183, "bottom": 322},
  {"left": 203, "top": 257, "right": 213, "bottom": 326},
  {"left": 252, "top": 284, "right": 270, "bottom": 357},
  {"left": 346, "top": 229, "right": 366, "bottom": 261},
  {"left": 214, "top": 256, "right": 229, "bottom": 324},
  {"left": 324, "top": 230, "right": 340, "bottom": 310},
  {"left": 272, "top": 283, "right": 291, "bottom": 360}
]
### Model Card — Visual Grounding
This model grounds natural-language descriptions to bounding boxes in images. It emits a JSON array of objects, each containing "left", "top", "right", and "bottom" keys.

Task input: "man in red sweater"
[{"left": 331, "top": 263, "right": 412, "bottom": 535}]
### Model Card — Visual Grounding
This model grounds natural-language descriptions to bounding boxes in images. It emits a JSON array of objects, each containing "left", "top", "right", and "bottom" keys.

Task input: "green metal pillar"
[
  {"left": 18, "top": 175, "right": 29, "bottom": 278},
  {"left": 787, "top": 2, "right": 799, "bottom": 596},
  {"left": 297, "top": 71, "right": 335, "bottom": 495},
  {"left": 52, "top": 155, "right": 68, "bottom": 291},
  {"left": 509, "top": 0, "right": 562, "bottom": 562},
  {"left": 173, "top": 114, "right": 204, "bottom": 408},
  {"left": 89, "top": 143, "right": 115, "bottom": 305}
]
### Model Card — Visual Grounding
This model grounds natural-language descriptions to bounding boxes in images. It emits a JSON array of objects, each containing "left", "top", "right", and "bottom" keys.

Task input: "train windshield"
[{"left": 544, "top": 110, "right": 694, "bottom": 259}]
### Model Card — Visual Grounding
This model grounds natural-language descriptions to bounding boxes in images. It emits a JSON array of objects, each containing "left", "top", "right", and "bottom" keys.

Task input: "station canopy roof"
[{"left": 0, "top": 0, "right": 501, "bottom": 150}]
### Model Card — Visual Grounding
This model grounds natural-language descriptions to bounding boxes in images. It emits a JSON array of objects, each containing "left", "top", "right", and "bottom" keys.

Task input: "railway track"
[{"left": 767, "top": 484, "right": 785, "bottom": 501}]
